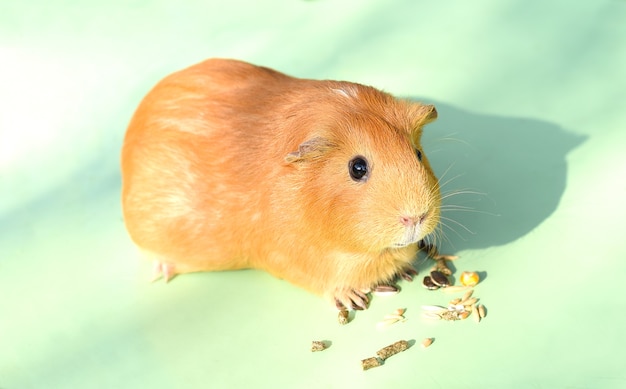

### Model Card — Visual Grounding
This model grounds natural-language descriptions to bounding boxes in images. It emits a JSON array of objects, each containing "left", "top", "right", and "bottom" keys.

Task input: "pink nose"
[{"left": 400, "top": 214, "right": 427, "bottom": 227}]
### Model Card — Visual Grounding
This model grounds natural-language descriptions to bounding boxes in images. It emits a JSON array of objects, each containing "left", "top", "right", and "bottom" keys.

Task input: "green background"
[{"left": 2, "top": 0, "right": 625, "bottom": 388}]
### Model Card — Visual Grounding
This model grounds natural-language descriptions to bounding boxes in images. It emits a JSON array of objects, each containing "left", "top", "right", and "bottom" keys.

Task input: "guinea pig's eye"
[
  {"left": 415, "top": 149, "right": 423, "bottom": 161},
  {"left": 348, "top": 156, "right": 369, "bottom": 181}
]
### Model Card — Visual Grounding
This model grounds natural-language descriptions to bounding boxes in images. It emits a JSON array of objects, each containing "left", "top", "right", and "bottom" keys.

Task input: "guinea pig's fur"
[{"left": 121, "top": 58, "right": 441, "bottom": 309}]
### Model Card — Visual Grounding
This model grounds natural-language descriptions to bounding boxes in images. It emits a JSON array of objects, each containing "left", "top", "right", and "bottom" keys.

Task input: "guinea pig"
[{"left": 121, "top": 58, "right": 441, "bottom": 310}]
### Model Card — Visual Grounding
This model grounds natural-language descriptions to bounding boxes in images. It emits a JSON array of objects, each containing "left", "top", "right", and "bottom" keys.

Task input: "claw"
[
  {"left": 334, "top": 288, "right": 370, "bottom": 311},
  {"left": 151, "top": 261, "right": 177, "bottom": 283},
  {"left": 400, "top": 267, "right": 418, "bottom": 282}
]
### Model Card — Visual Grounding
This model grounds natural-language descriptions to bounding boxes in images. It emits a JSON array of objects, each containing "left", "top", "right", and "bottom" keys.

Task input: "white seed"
[
  {"left": 376, "top": 318, "right": 400, "bottom": 328},
  {"left": 421, "top": 312, "right": 442, "bottom": 320},
  {"left": 383, "top": 314, "right": 405, "bottom": 321},
  {"left": 450, "top": 304, "right": 466, "bottom": 312},
  {"left": 441, "top": 285, "right": 471, "bottom": 294},
  {"left": 472, "top": 304, "right": 480, "bottom": 323},
  {"left": 421, "top": 305, "right": 447, "bottom": 312}
]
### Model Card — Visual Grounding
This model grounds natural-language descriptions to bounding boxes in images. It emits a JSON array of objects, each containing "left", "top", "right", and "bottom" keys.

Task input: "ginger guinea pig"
[{"left": 121, "top": 58, "right": 441, "bottom": 310}]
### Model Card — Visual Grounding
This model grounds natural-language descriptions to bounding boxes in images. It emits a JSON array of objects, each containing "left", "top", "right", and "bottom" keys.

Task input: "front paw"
[
  {"left": 395, "top": 265, "right": 418, "bottom": 282},
  {"left": 333, "top": 288, "right": 370, "bottom": 311}
]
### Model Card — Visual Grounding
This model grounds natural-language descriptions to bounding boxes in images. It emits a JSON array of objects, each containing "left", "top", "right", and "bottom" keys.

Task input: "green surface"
[{"left": 2, "top": 0, "right": 626, "bottom": 388}]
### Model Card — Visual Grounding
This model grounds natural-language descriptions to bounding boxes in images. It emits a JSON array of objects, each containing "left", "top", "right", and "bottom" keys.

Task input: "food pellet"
[
  {"left": 311, "top": 341, "right": 327, "bottom": 352},
  {"left": 376, "top": 340, "right": 409, "bottom": 360},
  {"left": 338, "top": 309, "right": 349, "bottom": 325},
  {"left": 421, "top": 338, "right": 434, "bottom": 348},
  {"left": 361, "top": 357, "right": 382, "bottom": 371}
]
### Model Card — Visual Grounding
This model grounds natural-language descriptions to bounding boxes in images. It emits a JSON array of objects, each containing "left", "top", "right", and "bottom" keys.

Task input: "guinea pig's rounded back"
[{"left": 285, "top": 83, "right": 440, "bottom": 254}]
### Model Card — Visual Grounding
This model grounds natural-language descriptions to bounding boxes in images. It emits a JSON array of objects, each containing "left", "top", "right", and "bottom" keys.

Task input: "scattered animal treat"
[
  {"left": 376, "top": 308, "right": 407, "bottom": 328},
  {"left": 311, "top": 341, "right": 328, "bottom": 352},
  {"left": 459, "top": 271, "right": 480, "bottom": 287},
  {"left": 478, "top": 304, "right": 486, "bottom": 319},
  {"left": 338, "top": 309, "right": 349, "bottom": 325},
  {"left": 422, "top": 276, "right": 439, "bottom": 290},
  {"left": 441, "top": 285, "right": 472, "bottom": 294},
  {"left": 420, "top": 290, "right": 486, "bottom": 322},
  {"left": 432, "top": 257, "right": 452, "bottom": 276},
  {"left": 460, "top": 289, "right": 474, "bottom": 303},
  {"left": 418, "top": 240, "right": 459, "bottom": 275},
  {"left": 376, "top": 340, "right": 410, "bottom": 360},
  {"left": 372, "top": 284, "right": 400, "bottom": 296},
  {"left": 421, "top": 338, "right": 434, "bottom": 348},
  {"left": 472, "top": 304, "right": 480, "bottom": 323},
  {"left": 361, "top": 357, "right": 382, "bottom": 371},
  {"left": 429, "top": 270, "right": 450, "bottom": 287}
]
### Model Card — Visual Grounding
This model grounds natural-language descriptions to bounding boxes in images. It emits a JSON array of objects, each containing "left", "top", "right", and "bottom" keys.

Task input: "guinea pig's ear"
[
  {"left": 284, "top": 137, "right": 334, "bottom": 165},
  {"left": 412, "top": 104, "right": 438, "bottom": 129}
]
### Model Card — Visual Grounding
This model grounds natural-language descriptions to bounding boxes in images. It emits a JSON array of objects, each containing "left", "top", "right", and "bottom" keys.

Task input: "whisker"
[
  {"left": 440, "top": 189, "right": 487, "bottom": 200},
  {"left": 439, "top": 215, "right": 475, "bottom": 235}
]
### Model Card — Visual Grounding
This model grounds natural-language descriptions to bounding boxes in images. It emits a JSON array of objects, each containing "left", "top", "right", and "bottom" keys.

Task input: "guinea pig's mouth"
[
  {"left": 391, "top": 224, "right": 428, "bottom": 248},
  {"left": 391, "top": 240, "right": 420, "bottom": 249}
]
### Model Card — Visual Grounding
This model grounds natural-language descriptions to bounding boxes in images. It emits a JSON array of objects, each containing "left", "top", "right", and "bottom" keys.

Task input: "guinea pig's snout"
[
  {"left": 394, "top": 210, "right": 435, "bottom": 247},
  {"left": 399, "top": 213, "right": 427, "bottom": 227}
]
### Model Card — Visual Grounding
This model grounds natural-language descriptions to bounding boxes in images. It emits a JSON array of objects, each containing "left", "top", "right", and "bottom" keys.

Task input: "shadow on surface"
[{"left": 417, "top": 99, "right": 586, "bottom": 253}]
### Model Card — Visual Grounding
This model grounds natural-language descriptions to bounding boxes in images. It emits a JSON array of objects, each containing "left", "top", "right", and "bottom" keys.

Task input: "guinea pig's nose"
[{"left": 399, "top": 213, "right": 427, "bottom": 227}]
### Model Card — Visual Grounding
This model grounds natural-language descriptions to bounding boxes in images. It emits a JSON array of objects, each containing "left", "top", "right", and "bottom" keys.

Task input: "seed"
[
  {"left": 338, "top": 309, "right": 349, "bottom": 325},
  {"left": 441, "top": 285, "right": 471, "bottom": 294},
  {"left": 421, "top": 312, "right": 442, "bottom": 320},
  {"left": 459, "top": 311, "right": 470, "bottom": 320},
  {"left": 432, "top": 258, "right": 453, "bottom": 276},
  {"left": 376, "top": 340, "right": 409, "bottom": 360},
  {"left": 462, "top": 297, "right": 478, "bottom": 307},
  {"left": 361, "top": 357, "right": 382, "bottom": 371},
  {"left": 478, "top": 304, "right": 486, "bottom": 319},
  {"left": 377, "top": 318, "right": 400, "bottom": 328},
  {"left": 393, "top": 308, "right": 406, "bottom": 316},
  {"left": 460, "top": 289, "right": 474, "bottom": 304},
  {"left": 383, "top": 314, "right": 405, "bottom": 321},
  {"left": 471, "top": 304, "right": 480, "bottom": 323},
  {"left": 429, "top": 271, "right": 450, "bottom": 287},
  {"left": 422, "top": 276, "right": 439, "bottom": 290},
  {"left": 421, "top": 305, "right": 447, "bottom": 311},
  {"left": 311, "top": 341, "right": 327, "bottom": 352},
  {"left": 459, "top": 271, "right": 480, "bottom": 287},
  {"left": 372, "top": 284, "right": 400, "bottom": 296},
  {"left": 449, "top": 298, "right": 462, "bottom": 305},
  {"left": 421, "top": 338, "right": 434, "bottom": 348},
  {"left": 451, "top": 304, "right": 466, "bottom": 312}
]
